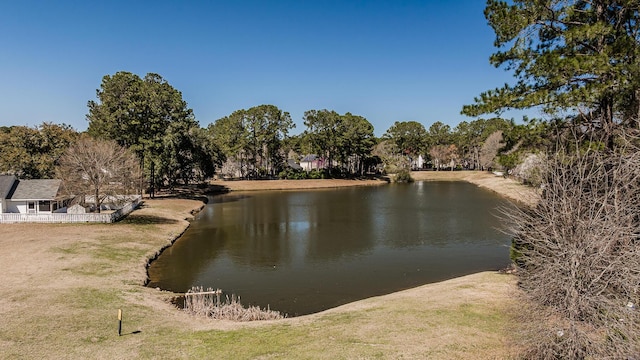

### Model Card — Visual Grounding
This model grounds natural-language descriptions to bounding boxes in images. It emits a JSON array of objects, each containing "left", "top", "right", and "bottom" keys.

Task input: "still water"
[{"left": 147, "top": 181, "right": 511, "bottom": 316}]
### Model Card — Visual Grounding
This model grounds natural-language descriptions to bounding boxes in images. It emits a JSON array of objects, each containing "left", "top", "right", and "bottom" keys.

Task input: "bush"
[
  {"left": 394, "top": 169, "right": 414, "bottom": 183},
  {"left": 505, "top": 143, "right": 640, "bottom": 358},
  {"left": 308, "top": 169, "right": 323, "bottom": 179},
  {"left": 512, "top": 153, "right": 545, "bottom": 187},
  {"left": 278, "top": 168, "right": 307, "bottom": 180}
]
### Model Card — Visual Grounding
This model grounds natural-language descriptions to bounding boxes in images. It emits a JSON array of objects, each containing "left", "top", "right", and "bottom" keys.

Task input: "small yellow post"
[{"left": 117, "top": 309, "right": 122, "bottom": 336}]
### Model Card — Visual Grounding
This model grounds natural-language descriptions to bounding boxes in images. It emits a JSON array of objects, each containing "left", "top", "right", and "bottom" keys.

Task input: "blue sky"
[{"left": 0, "top": 0, "right": 533, "bottom": 136}]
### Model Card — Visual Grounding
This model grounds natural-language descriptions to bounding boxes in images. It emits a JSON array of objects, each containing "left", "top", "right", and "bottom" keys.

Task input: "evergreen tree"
[{"left": 462, "top": 1, "right": 640, "bottom": 140}]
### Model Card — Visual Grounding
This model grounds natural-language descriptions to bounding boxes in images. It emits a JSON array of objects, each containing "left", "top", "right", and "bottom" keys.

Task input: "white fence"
[{"left": 0, "top": 198, "right": 141, "bottom": 224}]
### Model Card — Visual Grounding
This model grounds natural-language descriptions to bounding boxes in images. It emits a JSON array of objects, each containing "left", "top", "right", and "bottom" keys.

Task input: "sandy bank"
[
  {"left": 210, "top": 171, "right": 539, "bottom": 207},
  {"left": 411, "top": 170, "right": 539, "bottom": 207},
  {"left": 209, "top": 177, "right": 387, "bottom": 191}
]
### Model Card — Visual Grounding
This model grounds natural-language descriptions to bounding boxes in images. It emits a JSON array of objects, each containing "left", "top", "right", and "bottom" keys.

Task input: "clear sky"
[{"left": 0, "top": 0, "right": 532, "bottom": 136}]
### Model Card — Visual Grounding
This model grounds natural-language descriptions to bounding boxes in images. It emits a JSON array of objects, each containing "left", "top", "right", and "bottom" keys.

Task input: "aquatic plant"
[{"left": 184, "top": 286, "right": 284, "bottom": 321}]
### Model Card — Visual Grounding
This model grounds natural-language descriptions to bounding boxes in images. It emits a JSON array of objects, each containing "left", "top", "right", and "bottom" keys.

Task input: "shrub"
[
  {"left": 512, "top": 153, "right": 545, "bottom": 187},
  {"left": 504, "top": 143, "right": 640, "bottom": 358},
  {"left": 307, "top": 169, "right": 323, "bottom": 179},
  {"left": 394, "top": 169, "right": 414, "bottom": 183},
  {"left": 279, "top": 168, "right": 307, "bottom": 180}
]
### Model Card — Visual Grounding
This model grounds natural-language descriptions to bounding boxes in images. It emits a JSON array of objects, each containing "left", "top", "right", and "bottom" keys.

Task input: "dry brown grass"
[
  {"left": 412, "top": 170, "right": 539, "bottom": 207},
  {"left": 184, "top": 287, "right": 284, "bottom": 321}
]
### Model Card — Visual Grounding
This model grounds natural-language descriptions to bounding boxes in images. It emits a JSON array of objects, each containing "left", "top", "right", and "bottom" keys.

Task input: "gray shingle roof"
[
  {"left": 301, "top": 154, "right": 319, "bottom": 162},
  {"left": 287, "top": 159, "right": 303, "bottom": 170},
  {"left": 8, "top": 179, "right": 62, "bottom": 200},
  {"left": 0, "top": 175, "right": 17, "bottom": 199}
]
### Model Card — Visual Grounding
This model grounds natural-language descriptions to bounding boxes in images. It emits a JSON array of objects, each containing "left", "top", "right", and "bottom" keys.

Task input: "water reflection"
[{"left": 147, "top": 182, "right": 511, "bottom": 316}]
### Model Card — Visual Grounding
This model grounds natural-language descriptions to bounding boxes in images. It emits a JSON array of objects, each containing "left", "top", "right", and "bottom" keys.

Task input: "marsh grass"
[{"left": 184, "top": 286, "right": 284, "bottom": 321}]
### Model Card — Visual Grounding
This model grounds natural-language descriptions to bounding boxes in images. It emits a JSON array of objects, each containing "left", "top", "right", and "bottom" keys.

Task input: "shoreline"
[
  {"left": 208, "top": 170, "right": 538, "bottom": 207},
  {"left": 145, "top": 170, "right": 533, "bottom": 314}
]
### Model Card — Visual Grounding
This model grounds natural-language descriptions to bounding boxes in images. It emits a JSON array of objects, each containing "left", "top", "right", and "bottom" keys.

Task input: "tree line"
[{"left": 1, "top": 71, "right": 551, "bottom": 192}]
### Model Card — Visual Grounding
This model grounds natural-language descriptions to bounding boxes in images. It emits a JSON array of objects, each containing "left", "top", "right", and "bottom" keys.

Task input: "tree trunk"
[
  {"left": 95, "top": 187, "right": 101, "bottom": 213},
  {"left": 150, "top": 161, "right": 155, "bottom": 198}
]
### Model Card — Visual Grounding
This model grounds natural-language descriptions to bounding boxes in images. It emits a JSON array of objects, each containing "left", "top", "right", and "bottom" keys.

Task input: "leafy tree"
[
  {"left": 497, "top": 152, "right": 520, "bottom": 174},
  {"left": 462, "top": 0, "right": 640, "bottom": 141},
  {"left": 189, "top": 127, "right": 224, "bottom": 182},
  {"left": 466, "top": 2, "right": 640, "bottom": 357},
  {"left": 336, "top": 113, "right": 376, "bottom": 174},
  {"left": 87, "top": 72, "right": 197, "bottom": 196},
  {"left": 303, "top": 109, "right": 342, "bottom": 168},
  {"left": 56, "top": 136, "right": 142, "bottom": 213},
  {"left": 303, "top": 110, "right": 375, "bottom": 176},
  {"left": 210, "top": 105, "right": 294, "bottom": 178},
  {"left": 245, "top": 105, "right": 294, "bottom": 177},
  {"left": 427, "top": 121, "right": 451, "bottom": 146},
  {"left": 383, "top": 121, "right": 427, "bottom": 158},
  {"left": 208, "top": 110, "right": 248, "bottom": 177},
  {"left": 0, "top": 123, "right": 78, "bottom": 179},
  {"left": 158, "top": 122, "right": 222, "bottom": 187}
]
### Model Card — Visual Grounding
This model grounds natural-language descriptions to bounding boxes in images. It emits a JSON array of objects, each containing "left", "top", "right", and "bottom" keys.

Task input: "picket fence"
[{"left": 0, "top": 198, "right": 141, "bottom": 224}]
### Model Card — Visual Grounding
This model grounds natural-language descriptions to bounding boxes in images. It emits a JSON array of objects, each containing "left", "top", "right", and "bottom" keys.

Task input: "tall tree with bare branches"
[{"left": 56, "top": 137, "right": 142, "bottom": 213}]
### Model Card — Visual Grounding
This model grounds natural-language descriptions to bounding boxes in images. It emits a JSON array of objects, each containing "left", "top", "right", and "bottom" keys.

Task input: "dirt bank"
[
  {"left": 211, "top": 171, "right": 538, "bottom": 207},
  {"left": 411, "top": 170, "right": 539, "bottom": 207},
  {"left": 209, "top": 177, "right": 388, "bottom": 191}
]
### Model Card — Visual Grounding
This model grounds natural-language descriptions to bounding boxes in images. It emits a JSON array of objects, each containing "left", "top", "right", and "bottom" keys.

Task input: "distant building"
[{"left": 300, "top": 155, "right": 327, "bottom": 171}]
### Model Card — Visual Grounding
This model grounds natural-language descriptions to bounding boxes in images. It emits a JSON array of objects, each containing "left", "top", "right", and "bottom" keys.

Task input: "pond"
[{"left": 147, "top": 181, "right": 512, "bottom": 316}]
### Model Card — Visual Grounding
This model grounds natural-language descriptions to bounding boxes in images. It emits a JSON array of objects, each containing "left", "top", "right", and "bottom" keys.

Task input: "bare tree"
[
  {"left": 479, "top": 130, "right": 504, "bottom": 170},
  {"left": 57, "top": 137, "right": 142, "bottom": 213},
  {"left": 505, "top": 138, "right": 640, "bottom": 359},
  {"left": 429, "top": 144, "right": 458, "bottom": 171}
]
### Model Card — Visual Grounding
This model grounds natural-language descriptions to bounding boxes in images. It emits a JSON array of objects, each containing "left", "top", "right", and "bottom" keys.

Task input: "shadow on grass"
[
  {"left": 119, "top": 214, "right": 179, "bottom": 225},
  {"left": 153, "top": 184, "right": 231, "bottom": 202},
  {"left": 120, "top": 330, "right": 142, "bottom": 336}
]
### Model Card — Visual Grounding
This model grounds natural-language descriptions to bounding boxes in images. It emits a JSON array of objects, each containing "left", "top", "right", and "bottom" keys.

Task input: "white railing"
[{"left": 0, "top": 198, "right": 141, "bottom": 224}]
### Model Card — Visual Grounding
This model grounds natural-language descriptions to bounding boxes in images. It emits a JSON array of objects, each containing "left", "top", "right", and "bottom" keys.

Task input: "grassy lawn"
[{"left": 0, "top": 186, "right": 519, "bottom": 359}]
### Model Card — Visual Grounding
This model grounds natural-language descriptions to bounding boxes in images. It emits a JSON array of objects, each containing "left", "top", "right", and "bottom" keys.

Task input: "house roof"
[
  {"left": 301, "top": 154, "right": 319, "bottom": 162},
  {"left": 7, "top": 179, "right": 62, "bottom": 201},
  {"left": 0, "top": 175, "right": 16, "bottom": 199},
  {"left": 287, "top": 159, "right": 303, "bottom": 170}
]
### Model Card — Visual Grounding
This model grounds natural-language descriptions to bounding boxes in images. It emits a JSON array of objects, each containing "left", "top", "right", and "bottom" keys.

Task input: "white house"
[
  {"left": 412, "top": 155, "right": 425, "bottom": 170},
  {"left": 0, "top": 175, "right": 15, "bottom": 214},
  {"left": 300, "top": 155, "right": 330, "bottom": 171},
  {"left": 0, "top": 175, "right": 65, "bottom": 214}
]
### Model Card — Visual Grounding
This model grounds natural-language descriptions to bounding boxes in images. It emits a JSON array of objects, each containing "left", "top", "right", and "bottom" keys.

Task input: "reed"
[{"left": 184, "top": 286, "right": 284, "bottom": 321}]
